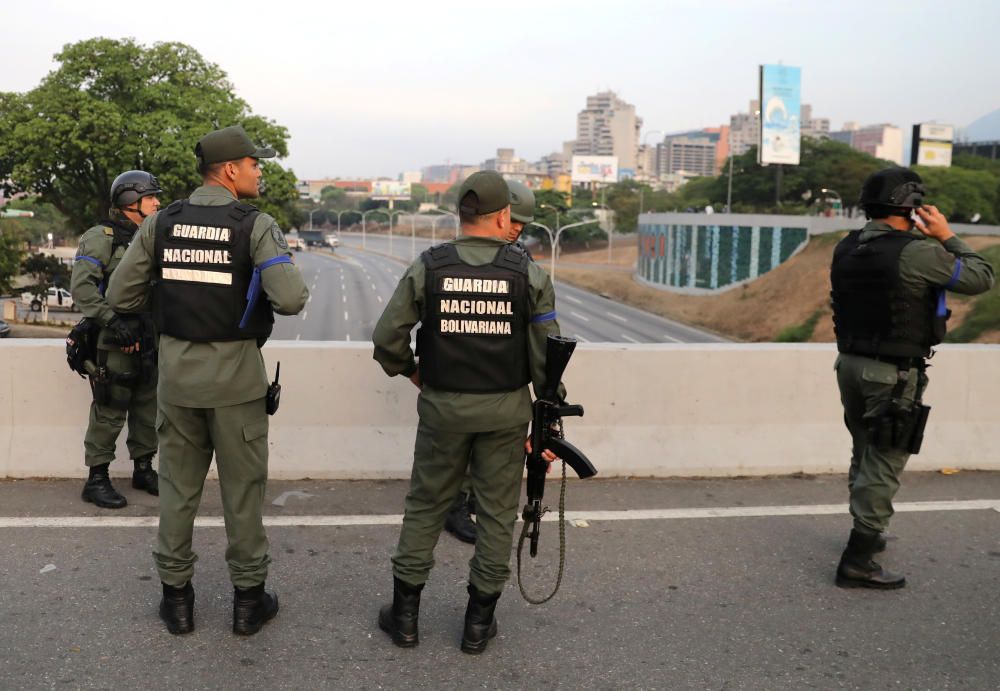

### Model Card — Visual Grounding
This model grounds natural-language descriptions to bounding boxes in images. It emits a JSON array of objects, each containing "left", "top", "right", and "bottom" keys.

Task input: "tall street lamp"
[
  {"left": 384, "top": 209, "right": 405, "bottom": 257},
  {"left": 530, "top": 216, "right": 598, "bottom": 281},
  {"left": 361, "top": 208, "right": 384, "bottom": 249}
]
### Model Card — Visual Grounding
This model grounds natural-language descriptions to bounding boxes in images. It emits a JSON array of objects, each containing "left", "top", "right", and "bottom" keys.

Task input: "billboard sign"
[
  {"left": 370, "top": 180, "right": 411, "bottom": 200},
  {"left": 911, "top": 123, "right": 953, "bottom": 167},
  {"left": 758, "top": 64, "right": 802, "bottom": 165},
  {"left": 571, "top": 155, "right": 618, "bottom": 183}
]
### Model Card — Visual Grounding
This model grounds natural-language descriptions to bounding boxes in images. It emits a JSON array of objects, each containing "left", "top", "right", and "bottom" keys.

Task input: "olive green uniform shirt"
[
  {"left": 372, "top": 235, "right": 563, "bottom": 432},
  {"left": 860, "top": 220, "right": 994, "bottom": 297},
  {"left": 107, "top": 185, "right": 309, "bottom": 408}
]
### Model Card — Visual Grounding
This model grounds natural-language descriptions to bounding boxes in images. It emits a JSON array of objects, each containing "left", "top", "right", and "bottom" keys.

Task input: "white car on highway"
[
  {"left": 21, "top": 286, "right": 76, "bottom": 311},
  {"left": 325, "top": 234, "right": 340, "bottom": 249}
]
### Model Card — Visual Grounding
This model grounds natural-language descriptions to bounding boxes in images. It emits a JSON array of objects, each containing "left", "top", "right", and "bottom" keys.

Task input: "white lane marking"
[
  {"left": 609, "top": 313, "right": 628, "bottom": 323},
  {"left": 621, "top": 334, "right": 640, "bottom": 343},
  {"left": 574, "top": 334, "right": 589, "bottom": 342},
  {"left": 345, "top": 334, "right": 351, "bottom": 341},
  {"left": 570, "top": 311, "right": 590, "bottom": 322},
  {"left": 342, "top": 295, "right": 347, "bottom": 303},
  {"left": 371, "top": 283, "right": 376, "bottom": 291},
  {"left": 295, "top": 334, "right": 301, "bottom": 341},
  {"left": 1, "top": 500, "right": 996, "bottom": 529},
  {"left": 377, "top": 296, "right": 383, "bottom": 303},
  {"left": 344, "top": 311, "right": 349, "bottom": 321},
  {"left": 307, "top": 295, "right": 313, "bottom": 304},
  {"left": 301, "top": 310, "right": 308, "bottom": 320},
  {"left": 662, "top": 333, "right": 681, "bottom": 343},
  {"left": 563, "top": 294, "right": 583, "bottom": 305}
]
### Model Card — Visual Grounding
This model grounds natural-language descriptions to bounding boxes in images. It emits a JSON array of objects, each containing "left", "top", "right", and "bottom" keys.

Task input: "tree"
[
  {"left": 0, "top": 38, "right": 298, "bottom": 230},
  {"left": 0, "top": 232, "right": 24, "bottom": 294},
  {"left": 21, "top": 253, "right": 69, "bottom": 293}
]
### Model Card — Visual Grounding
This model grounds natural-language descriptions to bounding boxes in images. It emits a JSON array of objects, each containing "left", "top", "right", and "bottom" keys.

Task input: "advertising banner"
[
  {"left": 370, "top": 180, "right": 412, "bottom": 200},
  {"left": 758, "top": 64, "right": 802, "bottom": 165},
  {"left": 911, "top": 123, "right": 954, "bottom": 168},
  {"left": 571, "top": 155, "right": 618, "bottom": 183}
]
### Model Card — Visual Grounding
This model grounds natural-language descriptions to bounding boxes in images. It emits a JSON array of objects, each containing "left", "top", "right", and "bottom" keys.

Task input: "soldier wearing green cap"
[
  {"left": 107, "top": 125, "right": 308, "bottom": 636},
  {"left": 373, "top": 170, "right": 563, "bottom": 654},
  {"left": 830, "top": 166, "right": 993, "bottom": 590},
  {"left": 444, "top": 178, "right": 537, "bottom": 543},
  {"left": 71, "top": 170, "right": 163, "bottom": 509}
]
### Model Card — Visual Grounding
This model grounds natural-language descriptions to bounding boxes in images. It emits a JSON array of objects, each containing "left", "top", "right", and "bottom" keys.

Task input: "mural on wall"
[{"left": 637, "top": 222, "right": 809, "bottom": 292}]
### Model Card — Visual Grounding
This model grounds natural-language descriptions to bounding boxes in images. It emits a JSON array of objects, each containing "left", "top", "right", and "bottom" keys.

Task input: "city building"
[
  {"left": 800, "top": 104, "right": 830, "bottom": 140},
  {"left": 297, "top": 179, "right": 373, "bottom": 200},
  {"left": 830, "top": 123, "right": 904, "bottom": 165},
  {"left": 954, "top": 140, "right": 1000, "bottom": 160},
  {"left": 657, "top": 133, "right": 719, "bottom": 178},
  {"left": 573, "top": 90, "right": 643, "bottom": 172},
  {"left": 481, "top": 148, "right": 533, "bottom": 176},
  {"left": 420, "top": 164, "right": 480, "bottom": 185}
]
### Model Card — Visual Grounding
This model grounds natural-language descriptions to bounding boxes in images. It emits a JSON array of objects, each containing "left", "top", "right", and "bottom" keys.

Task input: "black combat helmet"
[
  {"left": 110, "top": 170, "right": 163, "bottom": 209},
  {"left": 858, "top": 167, "right": 927, "bottom": 218}
]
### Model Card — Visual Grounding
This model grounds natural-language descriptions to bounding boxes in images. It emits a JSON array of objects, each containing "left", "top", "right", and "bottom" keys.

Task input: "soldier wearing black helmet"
[
  {"left": 70, "top": 170, "right": 163, "bottom": 509},
  {"left": 830, "top": 166, "right": 993, "bottom": 589}
]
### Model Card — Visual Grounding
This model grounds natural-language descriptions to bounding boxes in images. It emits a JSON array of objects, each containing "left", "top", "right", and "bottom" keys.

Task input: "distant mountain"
[{"left": 961, "top": 108, "right": 1000, "bottom": 142}]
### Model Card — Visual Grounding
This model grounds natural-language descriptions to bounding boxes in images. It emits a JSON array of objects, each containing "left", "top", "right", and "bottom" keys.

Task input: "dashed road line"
[
  {"left": 609, "top": 313, "right": 628, "bottom": 323},
  {"left": 621, "top": 334, "right": 640, "bottom": 343},
  {"left": 570, "top": 311, "right": 590, "bottom": 322}
]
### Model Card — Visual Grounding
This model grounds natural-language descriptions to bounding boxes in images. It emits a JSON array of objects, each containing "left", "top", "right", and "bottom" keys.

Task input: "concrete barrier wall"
[{"left": 2, "top": 341, "right": 999, "bottom": 479}]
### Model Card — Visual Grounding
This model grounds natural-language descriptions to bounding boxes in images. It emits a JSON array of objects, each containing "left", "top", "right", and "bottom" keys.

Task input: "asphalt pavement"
[
  {"left": 1, "top": 472, "right": 997, "bottom": 689},
  {"left": 273, "top": 235, "right": 724, "bottom": 343}
]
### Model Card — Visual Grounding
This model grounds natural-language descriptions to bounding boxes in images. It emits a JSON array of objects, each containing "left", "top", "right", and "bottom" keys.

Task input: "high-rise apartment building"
[
  {"left": 574, "top": 90, "right": 642, "bottom": 171},
  {"left": 800, "top": 104, "right": 830, "bottom": 140},
  {"left": 830, "top": 123, "right": 904, "bottom": 165}
]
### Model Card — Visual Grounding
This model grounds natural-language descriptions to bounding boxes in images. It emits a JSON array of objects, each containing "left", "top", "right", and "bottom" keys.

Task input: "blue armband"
[
  {"left": 531, "top": 310, "right": 557, "bottom": 323},
  {"left": 240, "top": 255, "right": 293, "bottom": 328}
]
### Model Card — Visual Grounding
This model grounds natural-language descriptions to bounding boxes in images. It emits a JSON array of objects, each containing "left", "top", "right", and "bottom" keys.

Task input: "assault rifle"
[{"left": 522, "top": 335, "right": 597, "bottom": 558}]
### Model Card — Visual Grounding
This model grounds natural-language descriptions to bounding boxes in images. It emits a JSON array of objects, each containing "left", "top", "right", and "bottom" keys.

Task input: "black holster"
[{"left": 867, "top": 363, "right": 931, "bottom": 454}]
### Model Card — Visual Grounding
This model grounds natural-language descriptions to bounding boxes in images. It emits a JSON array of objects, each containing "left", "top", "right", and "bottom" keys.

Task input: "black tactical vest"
[
  {"left": 416, "top": 242, "right": 531, "bottom": 393},
  {"left": 830, "top": 230, "right": 941, "bottom": 359},
  {"left": 152, "top": 200, "right": 273, "bottom": 342}
]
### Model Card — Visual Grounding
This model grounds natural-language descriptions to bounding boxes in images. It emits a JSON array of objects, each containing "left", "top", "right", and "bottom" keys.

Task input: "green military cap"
[
  {"left": 196, "top": 126, "right": 276, "bottom": 165},
  {"left": 506, "top": 179, "right": 535, "bottom": 224},
  {"left": 457, "top": 171, "right": 510, "bottom": 216}
]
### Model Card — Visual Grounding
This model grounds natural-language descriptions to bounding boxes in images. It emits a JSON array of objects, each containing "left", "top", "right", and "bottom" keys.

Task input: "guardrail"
[{"left": 2, "top": 341, "right": 998, "bottom": 479}]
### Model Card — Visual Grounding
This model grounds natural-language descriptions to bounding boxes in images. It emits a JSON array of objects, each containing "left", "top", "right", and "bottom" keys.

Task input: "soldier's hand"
[
  {"left": 107, "top": 315, "right": 141, "bottom": 354},
  {"left": 914, "top": 205, "right": 955, "bottom": 243},
  {"left": 525, "top": 438, "right": 560, "bottom": 473}
]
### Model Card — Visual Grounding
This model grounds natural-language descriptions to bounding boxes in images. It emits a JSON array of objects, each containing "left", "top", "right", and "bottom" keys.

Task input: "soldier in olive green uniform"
[
  {"left": 444, "top": 178, "right": 537, "bottom": 544},
  {"left": 373, "top": 171, "right": 562, "bottom": 654},
  {"left": 71, "top": 171, "right": 163, "bottom": 508},
  {"left": 831, "top": 167, "right": 994, "bottom": 589},
  {"left": 107, "top": 126, "right": 308, "bottom": 635}
]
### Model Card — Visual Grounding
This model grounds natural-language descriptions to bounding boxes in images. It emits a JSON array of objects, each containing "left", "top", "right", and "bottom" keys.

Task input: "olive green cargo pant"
[
  {"left": 392, "top": 420, "right": 529, "bottom": 596},
  {"left": 836, "top": 353, "right": 924, "bottom": 535},
  {"left": 83, "top": 351, "right": 157, "bottom": 467},
  {"left": 153, "top": 398, "right": 271, "bottom": 589}
]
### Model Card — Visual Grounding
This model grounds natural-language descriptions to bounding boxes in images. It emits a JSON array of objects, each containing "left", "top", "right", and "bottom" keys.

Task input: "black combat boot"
[
  {"left": 81, "top": 464, "right": 127, "bottom": 509},
  {"left": 132, "top": 456, "right": 159, "bottom": 496},
  {"left": 460, "top": 584, "right": 500, "bottom": 654},
  {"left": 232, "top": 583, "right": 280, "bottom": 635},
  {"left": 159, "top": 581, "right": 195, "bottom": 635},
  {"left": 873, "top": 532, "right": 888, "bottom": 553},
  {"left": 835, "top": 529, "right": 906, "bottom": 589},
  {"left": 378, "top": 577, "right": 424, "bottom": 647},
  {"left": 444, "top": 492, "right": 477, "bottom": 544}
]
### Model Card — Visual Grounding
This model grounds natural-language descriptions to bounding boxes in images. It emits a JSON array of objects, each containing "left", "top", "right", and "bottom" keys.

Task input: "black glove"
[{"left": 107, "top": 315, "right": 141, "bottom": 350}]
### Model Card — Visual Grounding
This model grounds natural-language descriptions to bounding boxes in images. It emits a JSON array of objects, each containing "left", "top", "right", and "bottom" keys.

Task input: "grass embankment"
[{"left": 556, "top": 234, "right": 1000, "bottom": 343}]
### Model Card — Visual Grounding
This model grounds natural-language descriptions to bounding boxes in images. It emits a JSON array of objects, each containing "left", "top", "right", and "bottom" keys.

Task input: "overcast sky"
[{"left": 2, "top": 0, "right": 998, "bottom": 179}]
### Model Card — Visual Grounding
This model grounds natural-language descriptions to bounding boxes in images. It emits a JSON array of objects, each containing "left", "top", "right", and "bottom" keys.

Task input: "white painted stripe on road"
[
  {"left": 609, "top": 313, "right": 628, "bottom": 323},
  {"left": 563, "top": 294, "right": 583, "bottom": 305},
  {"left": 344, "top": 311, "right": 349, "bottom": 321},
  {"left": 622, "top": 334, "right": 640, "bottom": 343},
  {"left": 342, "top": 295, "right": 347, "bottom": 303},
  {"left": 308, "top": 295, "right": 313, "bottom": 304},
  {"left": 301, "top": 311, "right": 308, "bottom": 320},
  {"left": 346, "top": 334, "right": 351, "bottom": 341},
  {"left": 574, "top": 334, "right": 589, "bottom": 342},
  {"left": 377, "top": 296, "right": 383, "bottom": 303},
  {"left": 662, "top": 333, "right": 681, "bottom": 343},
  {"left": 295, "top": 334, "right": 301, "bottom": 341},
  {"left": 0, "top": 500, "right": 996, "bottom": 529},
  {"left": 570, "top": 311, "right": 590, "bottom": 322}
]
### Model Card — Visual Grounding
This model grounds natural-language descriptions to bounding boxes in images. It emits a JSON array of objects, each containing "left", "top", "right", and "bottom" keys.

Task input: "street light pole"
[
  {"left": 529, "top": 218, "right": 598, "bottom": 282},
  {"left": 361, "top": 208, "right": 383, "bottom": 249}
]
